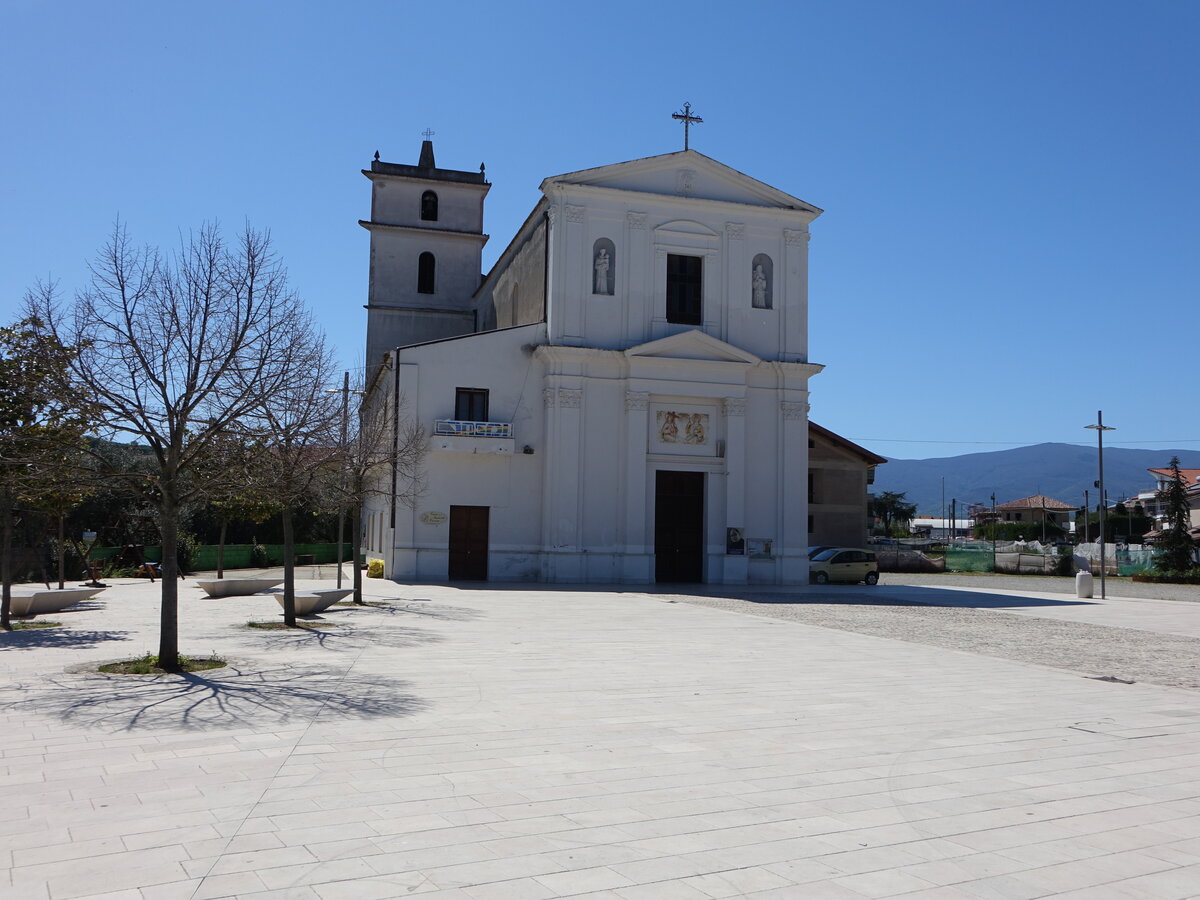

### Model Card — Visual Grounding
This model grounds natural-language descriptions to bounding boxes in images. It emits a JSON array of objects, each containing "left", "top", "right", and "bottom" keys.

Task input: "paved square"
[{"left": 2, "top": 576, "right": 1199, "bottom": 898}]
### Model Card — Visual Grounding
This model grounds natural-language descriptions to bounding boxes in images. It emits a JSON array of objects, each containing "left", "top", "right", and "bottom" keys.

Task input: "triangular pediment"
[
  {"left": 625, "top": 329, "right": 762, "bottom": 365},
  {"left": 541, "top": 150, "right": 821, "bottom": 215}
]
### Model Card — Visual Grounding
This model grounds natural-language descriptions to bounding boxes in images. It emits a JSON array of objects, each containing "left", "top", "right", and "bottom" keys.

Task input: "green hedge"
[
  {"left": 89, "top": 542, "right": 351, "bottom": 572},
  {"left": 1131, "top": 571, "right": 1200, "bottom": 585}
]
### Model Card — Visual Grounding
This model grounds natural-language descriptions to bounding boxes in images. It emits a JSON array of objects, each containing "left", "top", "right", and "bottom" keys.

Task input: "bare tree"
[
  {"left": 252, "top": 346, "right": 341, "bottom": 626},
  {"left": 328, "top": 368, "right": 426, "bottom": 604},
  {"left": 27, "top": 222, "right": 317, "bottom": 669},
  {"left": 192, "top": 432, "right": 278, "bottom": 579}
]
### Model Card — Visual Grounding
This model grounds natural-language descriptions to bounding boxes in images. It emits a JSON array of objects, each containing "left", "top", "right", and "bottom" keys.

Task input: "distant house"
[
  {"left": 808, "top": 422, "right": 886, "bottom": 549},
  {"left": 1137, "top": 467, "right": 1200, "bottom": 526},
  {"left": 994, "top": 494, "right": 1077, "bottom": 531},
  {"left": 1137, "top": 467, "right": 1200, "bottom": 547}
]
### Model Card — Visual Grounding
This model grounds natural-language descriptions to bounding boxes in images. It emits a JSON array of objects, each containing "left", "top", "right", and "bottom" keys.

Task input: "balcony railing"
[{"left": 434, "top": 419, "right": 513, "bottom": 439}]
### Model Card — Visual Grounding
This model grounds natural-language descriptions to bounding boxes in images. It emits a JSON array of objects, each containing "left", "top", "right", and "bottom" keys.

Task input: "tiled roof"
[
  {"left": 1149, "top": 467, "right": 1200, "bottom": 486},
  {"left": 808, "top": 421, "right": 888, "bottom": 465},
  {"left": 995, "top": 494, "right": 1078, "bottom": 511}
]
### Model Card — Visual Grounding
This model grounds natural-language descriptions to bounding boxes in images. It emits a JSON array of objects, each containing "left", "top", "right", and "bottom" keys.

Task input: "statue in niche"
[
  {"left": 752, "top": 264, "right": 768, "bottom": 308},
  {"left": 594, "top": 247, "right": 610, "bottom": 294}
]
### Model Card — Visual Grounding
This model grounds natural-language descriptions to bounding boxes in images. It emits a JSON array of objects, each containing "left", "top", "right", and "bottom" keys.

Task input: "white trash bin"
[{"left": 1075, "top": 571, "right": 1094, "bottom": 599}]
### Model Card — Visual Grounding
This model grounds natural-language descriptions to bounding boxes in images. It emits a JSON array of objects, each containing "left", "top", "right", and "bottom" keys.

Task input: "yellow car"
[{"left": 809, "top": 548, "right": 879, "bottom": 585}]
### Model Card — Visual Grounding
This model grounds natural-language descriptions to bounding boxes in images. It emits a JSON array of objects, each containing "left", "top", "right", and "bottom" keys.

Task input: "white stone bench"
[
  {"left": 275, "top": 589, "right": 353, "bottom": 617},
  {"left": 195, "top": 578, "right": 283, "bottom": 598},
  {"left": 9, "top": 588, "right": 105, "bottom": 617}
]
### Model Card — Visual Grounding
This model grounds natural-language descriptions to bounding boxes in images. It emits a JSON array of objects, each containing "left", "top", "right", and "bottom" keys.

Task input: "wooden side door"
[{"left": 449, "top": 505, "right": 489, "bottom": 581}]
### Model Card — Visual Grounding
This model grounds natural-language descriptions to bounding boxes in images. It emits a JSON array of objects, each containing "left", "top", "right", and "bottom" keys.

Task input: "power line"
[{"left": 847, "top": 437, "right": 1200, "bottom": 446}]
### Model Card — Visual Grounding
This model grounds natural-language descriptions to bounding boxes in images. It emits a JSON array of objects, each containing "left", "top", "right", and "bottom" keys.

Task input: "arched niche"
[
  {"left": 592, "top": 238, "right": 615, "bottom": 295},
  {"left": 751, "top": 253, "right": 773, "bottom": 309}
]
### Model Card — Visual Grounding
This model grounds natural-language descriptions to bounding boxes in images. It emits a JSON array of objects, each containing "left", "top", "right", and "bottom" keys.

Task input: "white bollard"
[{"left": 1075, "top": 571, "right": 1094, "bottom": 599}]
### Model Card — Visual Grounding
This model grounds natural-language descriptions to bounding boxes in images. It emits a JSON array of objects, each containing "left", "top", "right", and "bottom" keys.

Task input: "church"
[{"left": 360, "top": 132, "right": 881, "bottom": 585}]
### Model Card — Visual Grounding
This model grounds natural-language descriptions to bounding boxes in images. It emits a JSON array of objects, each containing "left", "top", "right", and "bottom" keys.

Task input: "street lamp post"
[
  {"left": 326, "top": 372, "right": 351, "bottom": 589},
  {"left": 1085, "top": 411, "right": 1115, "bottom": 599}
]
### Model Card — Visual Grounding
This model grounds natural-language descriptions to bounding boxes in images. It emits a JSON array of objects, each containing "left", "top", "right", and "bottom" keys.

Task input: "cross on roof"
[
  {"left": 671, "top": 102, "right": 703, "bottom": 150},
  {"left": 422, "top": 128, "right": 435, "bottom": 141}
]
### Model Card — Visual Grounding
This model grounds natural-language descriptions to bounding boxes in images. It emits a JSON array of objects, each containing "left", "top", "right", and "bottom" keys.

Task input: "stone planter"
[
  {"left": 9, "top": 588, "right": 105, "bottom": 617},
  {"left": 195, "top": 579, "right": 283, "bottom": 598},
  {"left": 274, "top": 589, "right": 353, "bottom": 617}
]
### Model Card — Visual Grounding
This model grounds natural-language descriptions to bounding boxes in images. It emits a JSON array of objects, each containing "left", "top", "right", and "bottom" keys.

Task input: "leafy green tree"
[
  {"left": 0, "top": 317, "right": 91, "bottom": 629},
  {"left": 25, "top": 452, "right": 95, "bottom": 588},
  {"left": 1154, "top": 457, "right": 1197, "bottom": 574},
  {"left": 870, "top": 491, "right": 917, "bottom": 535}
]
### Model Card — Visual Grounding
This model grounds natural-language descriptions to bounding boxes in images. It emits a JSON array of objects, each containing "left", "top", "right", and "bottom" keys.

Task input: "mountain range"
[{"left": 871, "top": 443, "right": 1200, "bottom": 515}]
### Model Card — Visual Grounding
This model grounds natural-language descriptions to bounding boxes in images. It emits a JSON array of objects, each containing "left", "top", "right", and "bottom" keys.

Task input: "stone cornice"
[
  {"left": 541, "top": 182, "right": 818, "bottom": 226},
  {"left": 363, "top": 169, "right": 491, "bottom": 191},
  {"left": 358, "top": 220, "right": 490, "bottom": 245},
  {"left": 766, "top": 360, "right": 825, "bottom": 380}
]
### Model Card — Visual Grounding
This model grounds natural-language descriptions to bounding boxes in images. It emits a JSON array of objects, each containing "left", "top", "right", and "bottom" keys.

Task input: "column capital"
[
  {"left": 780, "top": 400, "right": 808, "bottom": 421},
  {"left": 722, "top": 397, "right": 746, "bottom": 417},
  {"left": 625, "top": 391, "right": 650, "bottom": 411}
]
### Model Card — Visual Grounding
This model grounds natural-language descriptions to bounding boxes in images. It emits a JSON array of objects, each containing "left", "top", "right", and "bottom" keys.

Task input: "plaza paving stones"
[{"left": 1, "top": 575, "right": 1199, "bottom": 898}]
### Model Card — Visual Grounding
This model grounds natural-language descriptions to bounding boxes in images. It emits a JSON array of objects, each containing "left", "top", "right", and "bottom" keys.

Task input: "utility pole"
[{"left": 1086, "top": 411, "right": 1115, "bottom": 599}]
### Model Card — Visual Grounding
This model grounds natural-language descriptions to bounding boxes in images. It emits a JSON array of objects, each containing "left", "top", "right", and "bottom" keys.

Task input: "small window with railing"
[{"left": 455, "top": 388, "right": 489, "bottom": 422}]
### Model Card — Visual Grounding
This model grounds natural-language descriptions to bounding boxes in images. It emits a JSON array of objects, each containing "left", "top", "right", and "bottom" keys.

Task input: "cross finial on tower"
[
  {"left": 422, "top": 128, "right": 435, "bottom": 141},
  {"left": 671, "top": 102, "right": 703, "bottom": 150}
]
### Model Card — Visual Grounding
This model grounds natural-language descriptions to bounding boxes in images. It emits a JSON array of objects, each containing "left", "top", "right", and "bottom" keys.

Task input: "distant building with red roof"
[{"left": 994, "top": 494, "right": 1077, "bottom": 528}]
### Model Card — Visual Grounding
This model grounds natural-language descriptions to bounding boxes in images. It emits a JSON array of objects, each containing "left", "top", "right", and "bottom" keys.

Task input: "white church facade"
[{"left": 361, "top": 139, "right": 834, "bottom": 585}]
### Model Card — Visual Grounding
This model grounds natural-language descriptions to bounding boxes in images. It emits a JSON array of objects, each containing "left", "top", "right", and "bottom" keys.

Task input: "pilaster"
[
  {"left": 541, "top": 384, "right": 586, "bottom": 581},
  {"left": 722, "top": 396, "right": 748, "bottom": 584},
  {"left": 621, "top": 391, "right": 652, "bottom": 582},
  {"left": 778, "top": 397, "right": 811, "bottom": 584}
]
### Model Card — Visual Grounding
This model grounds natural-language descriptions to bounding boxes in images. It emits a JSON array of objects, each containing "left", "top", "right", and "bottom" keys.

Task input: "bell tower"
[{"left": 361, "top": 139, "right": 490, "bottom": 369}]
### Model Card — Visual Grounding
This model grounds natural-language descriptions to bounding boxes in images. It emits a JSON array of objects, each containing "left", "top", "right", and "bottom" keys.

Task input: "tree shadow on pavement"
[
  {"left": 734, "top": 586, "right": 1095, "bottom": 609},
  {"left": 251, "top": 621, "right": 445, "bottom": 652},
  {"left": 0, "top": 660, "right": 429, "bottom": 732},
  {"left": 0, "top": 628, "right": 132, "bottom": 651},
  {"left": 356, "top": 600, "right": 485, "bottom": 621}
]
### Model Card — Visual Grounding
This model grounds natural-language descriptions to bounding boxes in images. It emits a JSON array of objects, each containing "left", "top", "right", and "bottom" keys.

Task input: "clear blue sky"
[{"left": 3, "top": 0, "right": 1196, "bottom": 460}]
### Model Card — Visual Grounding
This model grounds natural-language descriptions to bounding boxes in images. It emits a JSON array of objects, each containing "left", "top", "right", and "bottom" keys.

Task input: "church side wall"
[
  {"left": 390, "top": 324, "right": 548, "bottom": 582},
  {"left": 487, "top": 219, "right": 547, "bottom": 330}
]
